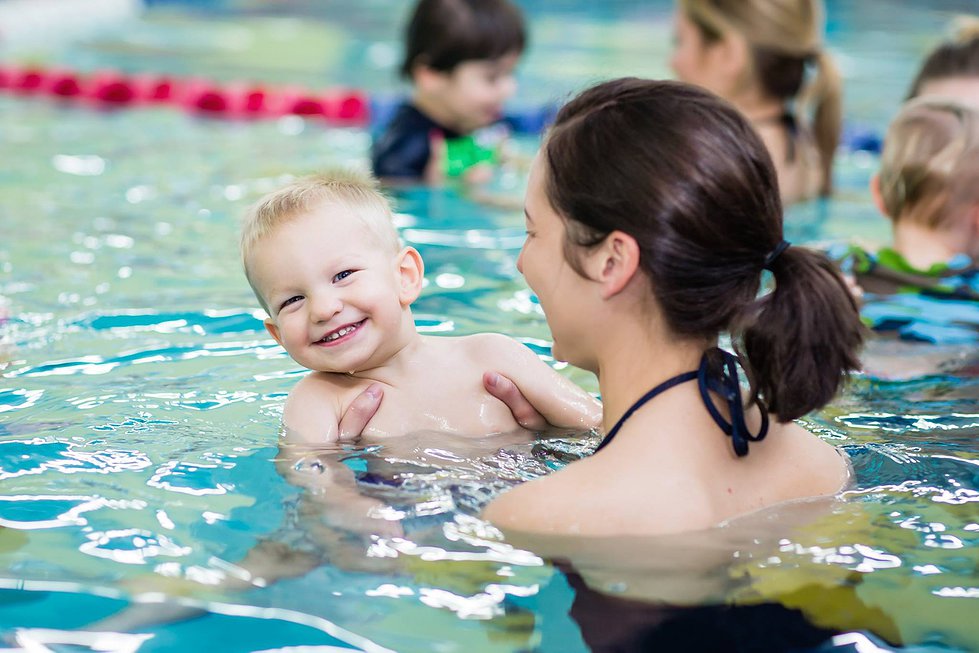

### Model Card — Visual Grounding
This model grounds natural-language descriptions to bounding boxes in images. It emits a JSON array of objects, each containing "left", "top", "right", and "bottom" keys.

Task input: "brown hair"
[
  {"left": 680, "top": 0, "right": 842, "bottom": 196},
  {"left": 907, "top": 17, "right": 979, "bottom": 100},
  {"left": 543, "top": 78, "right": 862, "bottom": 422},
  {"left": 878, "top": 97, "right": 979, "bottom": 228},
  {"left": 400, "top": 0, "right": 526, "bottom": 79}
]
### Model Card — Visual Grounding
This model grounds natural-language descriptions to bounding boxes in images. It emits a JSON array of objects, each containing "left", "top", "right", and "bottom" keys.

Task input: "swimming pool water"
[{"left": 1, "top": 1, "right": 977, "bottom": 651}]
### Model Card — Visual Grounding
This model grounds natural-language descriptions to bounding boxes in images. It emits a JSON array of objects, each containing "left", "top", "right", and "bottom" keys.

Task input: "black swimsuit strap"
[
  {"left": 593, "top": 371, "right": 698, "bottom": 454},
  {"left": 752, "top": 111, "right": 799, "bottom": 163},
  {"left": 593, "top": 348, "right": 769, "bottom": 457},
  {"left": 697, "top": 348, "right": 769, "bottom": 457}
]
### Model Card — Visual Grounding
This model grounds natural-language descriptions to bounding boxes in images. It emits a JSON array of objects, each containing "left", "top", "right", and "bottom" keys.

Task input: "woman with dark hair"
[{"left": 481, "top": 78, "right": 864, "bottom": 536}]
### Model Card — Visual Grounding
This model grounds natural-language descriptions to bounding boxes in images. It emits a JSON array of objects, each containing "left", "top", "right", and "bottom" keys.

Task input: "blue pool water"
[{"left": 1, "top": 1, "right": 978, "bottom": 651}]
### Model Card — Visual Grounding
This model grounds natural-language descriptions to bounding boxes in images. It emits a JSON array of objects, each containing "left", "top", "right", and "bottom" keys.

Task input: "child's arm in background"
[{"left": 474, "top": 334, "right": 602, "bottom": 431}]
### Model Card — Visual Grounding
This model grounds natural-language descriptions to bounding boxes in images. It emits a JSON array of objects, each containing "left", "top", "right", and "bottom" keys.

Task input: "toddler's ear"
[
  {"left": 869, "top": 173, "right": 890, "bottom": 218},
  {"left": 397, "top": 246, "right": 425, "bottom": 305},
  {"left": 264, "top": 318, "right": 284, "bottom": 346}
]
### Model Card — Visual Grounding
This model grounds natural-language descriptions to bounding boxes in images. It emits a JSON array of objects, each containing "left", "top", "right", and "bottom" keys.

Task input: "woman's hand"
[
  {"left": 337, "top": 383, "right": 383, "bottom": 442},
  {"left": 483, "top": 371, "right": 549, "bottom": 430}
]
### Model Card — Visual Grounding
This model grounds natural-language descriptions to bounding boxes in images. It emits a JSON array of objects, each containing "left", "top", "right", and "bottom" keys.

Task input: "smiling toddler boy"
[{"left": 241, "top": 170, "right": 600, "bottom": 443}]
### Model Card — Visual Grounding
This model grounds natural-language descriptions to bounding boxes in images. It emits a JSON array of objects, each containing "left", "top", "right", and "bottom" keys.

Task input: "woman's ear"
[
  {"left": 589, "top": 230, "right": 641, "bottom": 299},
  {"left": 397, "top": 246, "right": 425, "bottom": 305}
]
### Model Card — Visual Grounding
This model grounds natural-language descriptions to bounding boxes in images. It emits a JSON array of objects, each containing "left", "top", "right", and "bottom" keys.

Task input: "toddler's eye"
[
  {"left": 333, "top": 270, "right": 354, "bottom": 282},
  {"left": 279, "top": 295, "right": 302, "bottom": 310}
]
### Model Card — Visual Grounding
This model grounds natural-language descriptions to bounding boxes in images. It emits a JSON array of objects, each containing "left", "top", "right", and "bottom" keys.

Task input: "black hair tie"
[
  {"left": 762, "top": 239, "right": 791, "bottom": 271},
  {"left": 697, "top": 348, "right": 769, "bottom": 457}
]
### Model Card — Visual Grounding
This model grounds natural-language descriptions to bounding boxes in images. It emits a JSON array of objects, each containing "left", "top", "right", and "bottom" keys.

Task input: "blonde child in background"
[
  {"left": 841, "top": 17, "right": 979, "bottom": 352},
  {"left": 670, "top": 0, "right": 842, "bottom": 204},
  {"left": 371, "top": 0, "right": 525, "bottom": 184},
  {"left": 853, "top": 98, "right": 979, "bottom": 306},
  {"left": 241, "top": 170, "right": 600, "bottom": 444}
]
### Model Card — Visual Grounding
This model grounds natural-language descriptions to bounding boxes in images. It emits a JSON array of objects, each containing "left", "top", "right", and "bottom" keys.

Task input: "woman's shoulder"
[
  {"left": 484, "top": 452, "right": 716, "bottom": 536},
  {"left": 483, "top": 460, "right": 606, "bottom": 534},
  {"left": 755, "top": 420, "right": 850, "bottom": 497}
]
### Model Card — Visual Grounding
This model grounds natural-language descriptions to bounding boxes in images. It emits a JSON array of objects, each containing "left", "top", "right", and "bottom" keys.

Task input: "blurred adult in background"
[
  {"left": 906, "top": 16, "right": 979, "bottom": 107},
  {"left": 670, "top": 0, "right": 842, "bottom": 205}
]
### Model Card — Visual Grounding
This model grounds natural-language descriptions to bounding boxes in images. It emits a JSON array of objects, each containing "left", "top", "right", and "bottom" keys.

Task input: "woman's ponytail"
[
  {"left": 805, "top": 50, "right": 843, "bottom": 196},
  {"left": 740, "top": 245, "right": 863, "bottom": 422}
]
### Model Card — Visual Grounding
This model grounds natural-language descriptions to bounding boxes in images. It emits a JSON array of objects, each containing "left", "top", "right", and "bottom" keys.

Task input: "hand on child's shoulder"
[
  {"left": 281, "top": 372, "right": 355, "bottom": 444},
  {"left": 464, "top": 332, "right": 603, "bottom": 431}
]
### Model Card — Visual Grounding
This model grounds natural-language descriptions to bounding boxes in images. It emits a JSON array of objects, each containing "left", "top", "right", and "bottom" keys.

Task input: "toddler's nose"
[{"left": 309, "top": 293, "right": 342, "bottom": 322}]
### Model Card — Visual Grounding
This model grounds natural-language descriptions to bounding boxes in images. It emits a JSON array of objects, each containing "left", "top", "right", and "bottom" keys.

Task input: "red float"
[{"left": 0, "top": 63, "right": 371, "bottom": 126}]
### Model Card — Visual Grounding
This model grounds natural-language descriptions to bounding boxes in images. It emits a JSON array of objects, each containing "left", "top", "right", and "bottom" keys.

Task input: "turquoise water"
[{"left": 1, "top": 1, "right": 978, "bottom": 651}]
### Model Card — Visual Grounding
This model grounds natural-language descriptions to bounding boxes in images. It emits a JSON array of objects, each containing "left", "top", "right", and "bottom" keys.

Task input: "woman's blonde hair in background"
[
  {"left": 878, "top": 97, "right": 979, "bottom": 229},
  {"left": 679, "top": 0, "right": 842, "bottom": 196}
]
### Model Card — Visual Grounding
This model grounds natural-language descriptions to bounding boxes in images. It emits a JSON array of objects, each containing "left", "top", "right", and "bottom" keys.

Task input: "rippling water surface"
[{"left": 1, "top": 1, "right": 977, "bottom": 651}]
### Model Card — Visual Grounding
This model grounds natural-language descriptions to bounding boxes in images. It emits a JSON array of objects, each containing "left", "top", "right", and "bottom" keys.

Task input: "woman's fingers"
[
  {"left": 483, "top": 371, "right": 548, "bottom": 430},
  {"left": 338, "top": 383, "right": 383, "bottom": 442}
]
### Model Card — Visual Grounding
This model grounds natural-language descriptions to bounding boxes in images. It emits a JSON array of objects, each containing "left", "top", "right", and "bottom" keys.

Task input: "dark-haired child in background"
[{"left": 371, "top": 0, "right": 525, "bottom": 184}]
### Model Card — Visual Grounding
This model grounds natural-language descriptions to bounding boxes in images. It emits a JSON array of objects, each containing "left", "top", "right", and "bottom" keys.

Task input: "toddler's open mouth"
[{"left": 316, "top": 319, "right": 365, "bottom": 345}]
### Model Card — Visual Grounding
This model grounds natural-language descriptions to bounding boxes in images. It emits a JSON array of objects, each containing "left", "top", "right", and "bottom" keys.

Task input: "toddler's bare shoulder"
[
  {"left": 454, "top": 332, "right": 531, "bottom": 360},
  {"left": 288, "top": 371, "right": 363, "bottom": 407}
]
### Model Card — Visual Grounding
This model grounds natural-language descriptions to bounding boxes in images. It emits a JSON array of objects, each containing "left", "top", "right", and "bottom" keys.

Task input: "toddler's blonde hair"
[
  {"left": 878, "top": 98, "right": 979, "bottom": 228},
  {"left": 240, "top": 169, "right": 401, "bottom": 311}
]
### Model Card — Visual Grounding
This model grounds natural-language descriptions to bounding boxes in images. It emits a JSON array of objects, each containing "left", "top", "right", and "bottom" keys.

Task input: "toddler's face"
[
  {"left": 440, "top": 51, "right": 520, "bottom": 133},
  {"left": 248, "top": 206, "right": 412, "bottom": 375}
]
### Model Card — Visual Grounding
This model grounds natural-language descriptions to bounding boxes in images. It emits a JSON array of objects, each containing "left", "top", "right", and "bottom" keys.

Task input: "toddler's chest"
[{"left": 359, "top": 383, "right": 519, "bottom": 437}]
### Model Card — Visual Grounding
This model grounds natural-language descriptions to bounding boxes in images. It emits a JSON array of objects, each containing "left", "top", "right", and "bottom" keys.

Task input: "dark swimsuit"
[
  {"left": 371, "top": 103, "right": 460, "bottom": 180},
  {"left": 753, "top": 111, "right": 800, "bottom": 163},
  {"left": 594, "top": 348, "right": 769, "bottom": 458}
]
